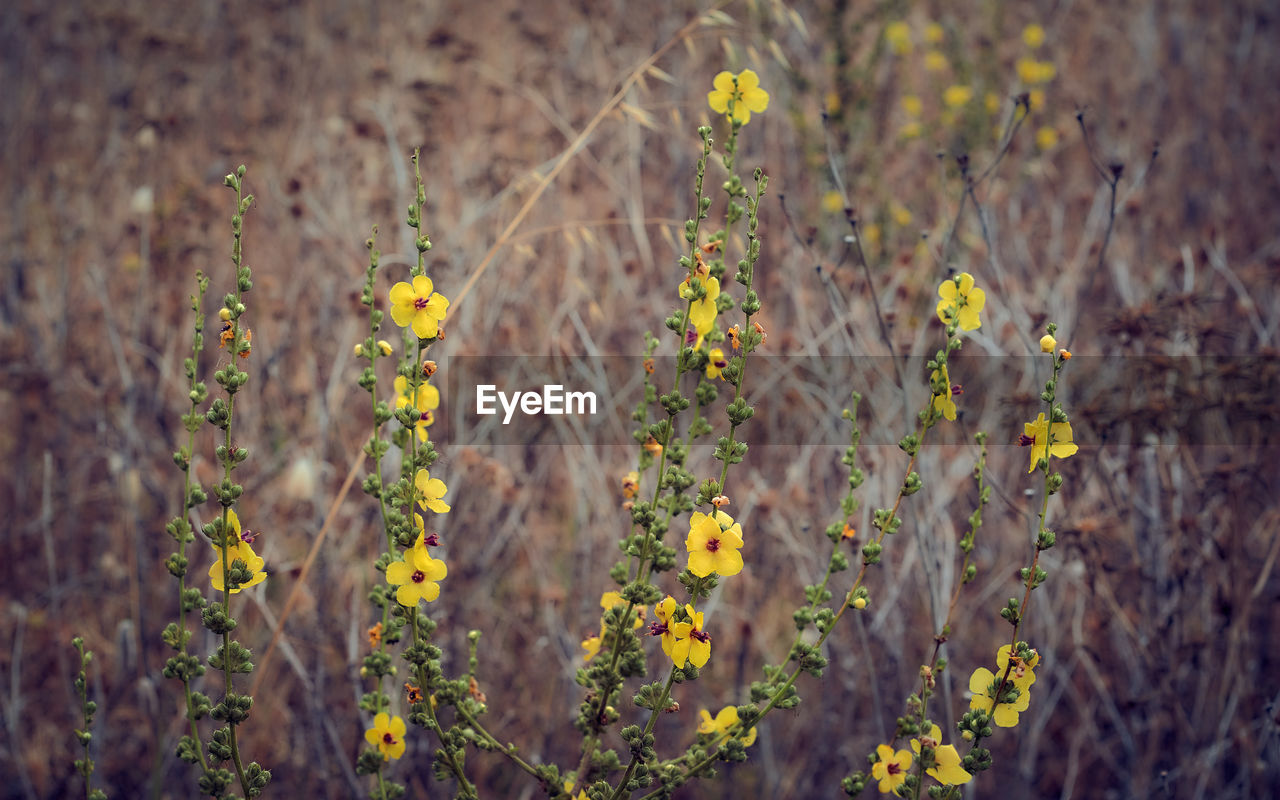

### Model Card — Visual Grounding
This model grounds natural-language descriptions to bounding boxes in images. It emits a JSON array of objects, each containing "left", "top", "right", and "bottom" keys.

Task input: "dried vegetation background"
[{"left": 2, "top": 0, "right": 1279, "bottom": 798}]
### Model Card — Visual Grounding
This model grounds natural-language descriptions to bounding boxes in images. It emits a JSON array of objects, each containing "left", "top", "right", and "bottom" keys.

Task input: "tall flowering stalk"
[{"left": 163, "top": 165, "right": 269, "bottom": 798}]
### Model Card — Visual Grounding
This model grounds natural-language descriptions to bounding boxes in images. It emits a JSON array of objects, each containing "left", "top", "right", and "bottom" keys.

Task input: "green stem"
[
  {"left": 176, "top": 273, "right": 212, "bottom": 775},
  {"left": 217, "top": 168, "right": 253, "bottom": 799},
  {"left": 411, "top": 614, "right": 475, "bottom": 798}
]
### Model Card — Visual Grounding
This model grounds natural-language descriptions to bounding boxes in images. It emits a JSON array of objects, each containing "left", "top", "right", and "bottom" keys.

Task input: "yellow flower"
[
  {"left": 1028, "top": 88, "right": 1046, "bottom": 111},
  {"left": 394, "top": 375, "right": 440, "bottom": 443},
  {"left": 600, "top": 591, "right": 645, "bottom": 629},
  {"left": 860, "top": 223, "right": 882, "bottom": 247},
  {"left": 386, "top": 536, "right": 448, "bottom": 606},
  {"left": 697, "top": 706, "right": 757, "bottom": 746},
  {"left": 651, "top": 596, "right": 682, "bottom": 663},
  {"left": 1039, "top": 334, "right": 1057, "bottom": 352},
  {"left": 885, "top": 21, "right": 911, "bottom": 55},
  {"left": 891, "top": 203, "right": 913, "bottom": 228},
  {"left": 414, "top": 468, "right": 451, "bottom": 513},
  {"left": 924, "top": 22, "right": 945, "bottom": 44},
  {"left": 389, "top": 275, "right": 449, "bottom": 340},
  {"left": 1017, "top": 58, "right": 1056, "bottom": 85},
  {"left": 822, "top": 190, "right": 845, "bottom": 213},
  {"left": 871, "top": 744, "right": 912, "bottom": 794},
  {"left": 707, "top": 69, "right": 770, "bottom": 125},
  {"left": 686, "top": 510, "right": 745, "bottom": 578},
  {"left": 900, "top": 94, "right": 923, "bottom": 118},
  {"left": 621, "top": 471, "right": 639, "bottom": 499},
  {"left": 682, "top": 276, "right": 720, "bottom": 345},
  {"left": 930, "top": 363, "right": 957, "bottom": 422},
  {"left": 1023, "top": 23, "right": 1046, "bottom": 48},
  {"left": 1021, "top": 412, "right": 1078, "bottom": 473},
  {"left": 924, "top": 50, "right": 948, "bottom": 73},
  {"left": 985, "top": 91, "right": 1001, "bottom": 114},
  {"left": 706, "top": 348, "right": 728, "bottom": 380},
  {"left": 969, "top": 645, "right": 1040, "bottom": 727},
  {"left": 942, "top": 85, "right": 973, "bottom": 109},
  {"left": 910, "top": 724, "right": 973, "bottom": 786},
  {"left": 669, "top": 604, "right": 711, "bottom": 669},
  {"left": 209, "top": 509, "right": 266, "bottom": 594},
  {"left": 581, "top": 629, "right": 603, "bottom": 662},
  {"left": 1035, "top": 125, "right": 1059, "bottom": 151},
  {"left": 365, "top": 712, "right": 407, "bottom": 761},
  {"left": 562, "top": 781, "right": 588, "bottom": 800},
  {"left": 899, "top": 121, "right": 923, "bottom": 140},
  {"left": 935, "top": 272, "right": 986, "bottom": 331}
]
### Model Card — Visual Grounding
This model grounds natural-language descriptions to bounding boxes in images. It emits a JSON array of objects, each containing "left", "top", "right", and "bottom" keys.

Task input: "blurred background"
[{"left": 3, "top": 0, "right": 1278, "bottom": 798}]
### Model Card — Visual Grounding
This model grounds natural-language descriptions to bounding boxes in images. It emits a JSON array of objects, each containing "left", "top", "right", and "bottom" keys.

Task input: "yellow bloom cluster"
[
  {"left": 652, "top": 596, "right": 711, "bottom": 668},
  {"left": 969, "top": 645, "right": 1040, "bottom": 726},
  {"left": 385, "top": 469, "right": 452, "bottom": 606}
]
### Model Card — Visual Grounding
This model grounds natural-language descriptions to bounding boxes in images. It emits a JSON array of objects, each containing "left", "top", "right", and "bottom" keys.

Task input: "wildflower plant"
[
  {"left": 71, "top": 636, "right": 107, "bottom": 800},
  {"left": 162, "top": 166, "right": 271, "bottom": 798},
  {"left": 154, "top": 63, "right": 1083, "bottom": 800}
]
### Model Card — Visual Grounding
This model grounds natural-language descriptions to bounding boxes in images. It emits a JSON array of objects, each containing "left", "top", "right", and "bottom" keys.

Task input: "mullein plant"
[
  {"left": 341, "top": 69, "right": 1080, "bottom": 800},
  {"left": 163, "top": 166, "right": 270, "bottom": 798},
  {"left": 72, "top": 637, "right": 107, "bottom": 800},
  {"left": 353, "top": 150, "right": 483, "bottom": 800},
  {"left": 149, "top": 70, "right": 1079, "bottom": 799},
  {"left": 845, "top": 322, "right": 1076, "bottom": 799}
]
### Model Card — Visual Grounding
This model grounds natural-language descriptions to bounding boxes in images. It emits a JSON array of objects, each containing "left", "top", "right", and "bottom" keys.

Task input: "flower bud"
[
  {"left": 219, "top": 307, "right": 233, "bottom": 322},
  {"left": 1039, "top": 334, "right": 1056, "bottom": 353},
  {"left": 853, "top": 597, "right": 867, "bottom": 610},
  {"left": 377, "top": 340, "right": 393, "bottom": 356},
  {"left": 354, "top": 344, "right": 365, "bottom": 357}
]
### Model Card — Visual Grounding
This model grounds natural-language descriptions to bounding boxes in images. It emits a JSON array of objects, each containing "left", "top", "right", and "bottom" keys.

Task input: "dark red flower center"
[
  {"left": 705, "top": 537, "right": 721, "bottom": 553},
  {"left": 648, "top": 621, "right": 669, "bottom": 638},
  {"left": 887, "top": 762, "right": 903, "bottom": 776},
  {"left": 423, "top": 533, "right": 441, "bottom": 547},
  {"left": 411, "top": 570, "right": 425, "bottom": 583},
  {"left": 691, "top": 629, "right": 711, "bottom": 644},
  {"left": 413, "top": 295, "right": 430, "bottom": 310},
  {"left": 382, "top": 732, "right": 397, "bottom": 745},
  {"left": 1018, "top": 433, "right": 1035, "bottom": 447}
]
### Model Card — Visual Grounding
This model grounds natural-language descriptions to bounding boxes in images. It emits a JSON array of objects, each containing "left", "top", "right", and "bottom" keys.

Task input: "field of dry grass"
[{"left": 3, "top": 0, "right": 1279, "bottom": 798}]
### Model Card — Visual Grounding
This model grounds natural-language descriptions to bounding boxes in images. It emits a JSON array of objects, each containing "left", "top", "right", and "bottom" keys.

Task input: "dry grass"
[{"left": 2, "top": 0, "right": 1279, "bottom": 798}]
